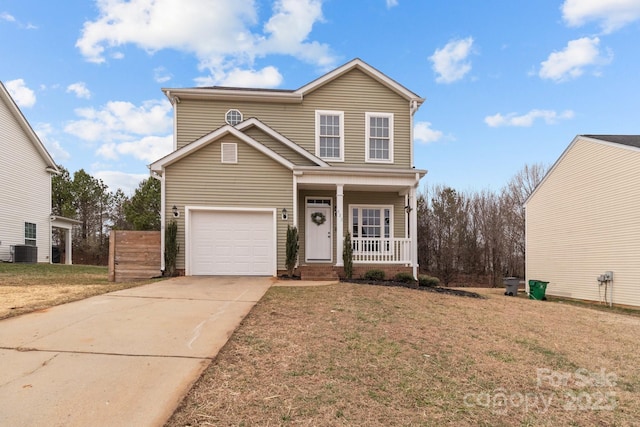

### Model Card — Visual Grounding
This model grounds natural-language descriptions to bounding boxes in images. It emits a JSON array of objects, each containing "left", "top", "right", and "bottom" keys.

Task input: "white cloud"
[
  {"left": 35, "top": 123, "right": 71, "bottom": 161},
  {"left": 153, "top": 66, "right": 172, "bottom": 83},
  {"left": 75, "top": 0, "right": 336, "bottom": 86},
  {"left": 65, "top": 99, "right": 172, "bottom": 142},
  {"left": 1, "top": 12, "right": 16, "bottom": 22},
  {"left": 97, "top": 135, "right": 173, "bottom": 163},
  {"left": 414, "top": 121, "right": 443, "bottom": 144},
  {"left": 386, "top": 0, "right": 399, "bottom": 8},
  {"left": 429, "top": 37, "right": 474, "bottom": 84},
  {"left": 66, "top": 82, "right": 91, "bottom": 99},
  {"left": 484, "top": 109, "right": 575, "bottom": 127},
  {"left": 539, "top": 37, "right": 611, "bottom": 82},
  {"left": 562, "top": 0, "right": 640, "bottom": 33},
  {"left": 93, "top": 170, "right": 150, "bottom": 196},
  {"left": 195, "top": 66, "right": 283, "bottom": 88},
  {"left": 5, "top": 79, "right": 36, "bottom": 108}
]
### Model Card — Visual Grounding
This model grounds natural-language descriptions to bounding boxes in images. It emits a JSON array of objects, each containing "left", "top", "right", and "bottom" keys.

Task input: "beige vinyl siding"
[
  {"left": 0, "top": 98, "right": 52, "bottom": 263},
  {"left": 165, "top": 135, "right": 293, "bottom": 271},
  {"left": 175, "top": 69, "right": 412, "bottom": 168},
  {"left": 526, "top": 138, "right": 640, "bottom": 307},
  {"left": 242, "top": 126, "right": 316, "bottom": 166},
  {"left": 297, "top": 190, "right": 406, "bottom": 263}
]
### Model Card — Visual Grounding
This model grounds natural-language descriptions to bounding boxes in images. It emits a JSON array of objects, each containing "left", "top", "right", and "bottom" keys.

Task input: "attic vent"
[
  {"left": 221, "top": 143, "right": 238, "bottom": 163},
  {"left": 225, "top": 109, "right": 243, "bottom": 126}
]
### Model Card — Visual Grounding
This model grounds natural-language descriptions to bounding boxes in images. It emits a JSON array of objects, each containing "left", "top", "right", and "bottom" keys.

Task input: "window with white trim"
[
  {"left": 350, "top": 206, "right": 393, "bottom": 253},
  {"left": 225, "top": 109, "right": 243, "bottom": 126},
  {"left": 315, "top": 110, "right": 344, "bottom": 161},
  {"left": 221, "top": 143, "right": 238, "bottom": 163},
  {"left": 25, "top": 222, "right": 36, "bottom": 246},
  {"left": 366, "top": 112, "right": 393, "bottom": 163}
]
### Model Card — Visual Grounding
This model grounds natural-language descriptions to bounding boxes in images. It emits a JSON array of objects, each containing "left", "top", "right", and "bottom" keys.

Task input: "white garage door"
[{"left": 189, "top": 210, "right": 275, "bottom": 276}]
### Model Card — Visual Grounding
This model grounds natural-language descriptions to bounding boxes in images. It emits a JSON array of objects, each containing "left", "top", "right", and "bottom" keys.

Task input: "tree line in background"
[
  {"left": 51, "top": 163, "right": 547, "bottom": 281},
  {"left": 52, "top": 166, "right": 160, "bottom": 265},
  {"left": 417, "top": 163, "right": 547, "bottom": 286}
]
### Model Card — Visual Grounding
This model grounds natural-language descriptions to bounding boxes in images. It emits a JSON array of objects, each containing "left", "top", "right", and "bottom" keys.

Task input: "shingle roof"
[{"left": 583, "top": 135, "right": 640, "bottom": 148}]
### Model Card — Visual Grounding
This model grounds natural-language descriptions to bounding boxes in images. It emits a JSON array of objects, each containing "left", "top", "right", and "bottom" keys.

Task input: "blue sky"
[{"left": 2, "top": 0, "right": 639, "bottom": 195}]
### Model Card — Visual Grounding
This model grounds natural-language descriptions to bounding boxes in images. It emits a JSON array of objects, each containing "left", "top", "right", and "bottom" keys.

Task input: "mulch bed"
[{"left": 344, "top": 279, "right": 486, "bottom": 299}]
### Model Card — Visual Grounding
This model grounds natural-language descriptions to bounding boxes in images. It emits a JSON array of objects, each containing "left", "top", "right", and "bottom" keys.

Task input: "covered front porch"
[{"left": 291, "top": 167, "right": 424, "bottom": 278}]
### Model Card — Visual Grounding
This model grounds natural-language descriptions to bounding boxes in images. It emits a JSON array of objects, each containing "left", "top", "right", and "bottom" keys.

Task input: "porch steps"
[{"left": 299, "top": 265, "right": 340, "bottom": 281}]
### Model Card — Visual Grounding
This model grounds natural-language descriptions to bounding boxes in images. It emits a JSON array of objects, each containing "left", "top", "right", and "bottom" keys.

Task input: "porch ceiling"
[{"left": 297, "top": 182, "right": 410, "bottom": 193}]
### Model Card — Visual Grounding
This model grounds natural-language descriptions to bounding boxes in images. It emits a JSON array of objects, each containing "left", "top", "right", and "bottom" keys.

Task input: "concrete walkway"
[{"left": 0, "top": 276, "right": 272, "bottom": 427}]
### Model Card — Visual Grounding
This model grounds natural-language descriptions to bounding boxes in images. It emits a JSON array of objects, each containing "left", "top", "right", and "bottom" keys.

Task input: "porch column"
[
  {"left": 65, "top": 228, "right": 73, "bottom": 265},
  {"left": 410, "top": 185, "right": 418, "bottom": 279},
  {"left": 335, "top": 184, "right": 344, "bottom": 267}
]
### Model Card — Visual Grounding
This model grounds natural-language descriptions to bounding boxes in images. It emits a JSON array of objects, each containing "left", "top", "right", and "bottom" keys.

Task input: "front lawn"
[
  {"left": 168, "top": 284, "right": 640, "bottom": 426},
  {"left": 0, "top": 263, "right": 153, "bottom": 320}
]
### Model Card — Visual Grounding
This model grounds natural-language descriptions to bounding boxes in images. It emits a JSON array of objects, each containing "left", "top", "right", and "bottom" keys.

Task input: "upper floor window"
[
  {"left": 25, "top": 222, "right": 36, "bottom": 246},
  {"left": 366, "top": 112, "right": 393, "bottom": 163},
  {"left": 315, "top": 110, "right": 344, "bottom": 161},
  {"left": 225, "top": 109, "right": 243, "bottom": 126}
]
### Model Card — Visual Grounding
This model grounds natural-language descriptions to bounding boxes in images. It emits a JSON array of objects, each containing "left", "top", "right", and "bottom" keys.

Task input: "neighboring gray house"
[
  {"left": 526, "top": 134, "right": 640, "bottom": 307},
  {"left": 150, "top": 59, "right": 426, "bottom": 278},
  {"left": 0, "top": 81, "right": 77, "bottom": 264}
]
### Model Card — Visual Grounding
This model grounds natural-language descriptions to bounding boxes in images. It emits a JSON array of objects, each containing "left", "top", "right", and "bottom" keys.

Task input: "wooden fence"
[{"left": 108, "top": 231, "right": 161, "bottom": 282}]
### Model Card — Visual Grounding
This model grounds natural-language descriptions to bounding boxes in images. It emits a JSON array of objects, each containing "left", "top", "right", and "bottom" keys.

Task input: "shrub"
[
  {"left": 394, "top": 272, "right": 415, "bottom": 283},
  {"left": 285, "top": 225, "right": 299, "bottom": 277},
  {"left": 418, "top": 275, "right": 440, "bottom": 287},
  {"left": 164, "top": 219, "right": 179, "bottom": 277},
  {"left": 343, "top": 231, "right": 353, "bottom": 279},
  {"left": 363, "top": 269, "right": 385, "bottom": 281}
]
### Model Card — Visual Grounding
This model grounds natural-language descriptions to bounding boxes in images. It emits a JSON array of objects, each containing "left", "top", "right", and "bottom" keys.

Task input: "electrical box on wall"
[{"left": 604, "top": 271, "right": 614, "bottom": 281}]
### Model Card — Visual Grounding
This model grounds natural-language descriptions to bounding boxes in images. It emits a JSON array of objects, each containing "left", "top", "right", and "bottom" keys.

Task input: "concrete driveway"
[{"left": 0, "top": 276, "right": 272, "bottom": 427}]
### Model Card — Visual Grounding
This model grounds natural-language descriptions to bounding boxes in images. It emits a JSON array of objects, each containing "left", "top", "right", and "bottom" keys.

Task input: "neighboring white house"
[
  {"left": 525, "top": 134, "right": 640, "bottom": 307},
  {"left": 0, "top": 81, "right": 77, "bottom": 264}
]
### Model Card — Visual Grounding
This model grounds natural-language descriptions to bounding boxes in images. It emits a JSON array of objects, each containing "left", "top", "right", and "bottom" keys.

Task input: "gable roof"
[
  {"left": 525, "top": 134, "right": 640, "bottom": 206},
  {"left": 0, "top": 81, "right": 58, "bottom": 173},
  {"left": 162, "top": 58, "right": 424, "bottom": 107},
  {"left": 149, "top": 124, "right": 297, "bottom": 174},
  {"left": 235, "top": 118, "right": 329, "bottom": 167},
  {"left": 582, "top": 135, "right": 640, "bottom": 148},
  {"left": 296, "top": 58, "right": 424, "bottom": 104}
]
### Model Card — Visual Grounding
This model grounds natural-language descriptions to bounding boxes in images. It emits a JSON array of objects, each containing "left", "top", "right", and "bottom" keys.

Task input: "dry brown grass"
[
  {"left": 167, "top": 284, "right": 640, "bottom": 427},
  {"left": 0, "top": 263, "right": 153, "bottom": 319}
]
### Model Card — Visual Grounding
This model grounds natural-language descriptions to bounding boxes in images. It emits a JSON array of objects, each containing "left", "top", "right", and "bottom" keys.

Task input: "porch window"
[
  {"left": 25, "top": 222, "right": 36, "bottom": 246},
  {"left": 316, "top": 110, "right": 344, "bottom": 161},
  {"left": 351, "top": 206, "right": 392, "bottom": 252},
  {"left": 366, "top": 112, "right": 393, "bottom": 163}
]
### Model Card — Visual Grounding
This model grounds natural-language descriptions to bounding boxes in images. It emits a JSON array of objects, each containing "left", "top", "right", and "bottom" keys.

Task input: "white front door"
[{"left": 305, "top": 202, "right": 332, "bottom": 262}]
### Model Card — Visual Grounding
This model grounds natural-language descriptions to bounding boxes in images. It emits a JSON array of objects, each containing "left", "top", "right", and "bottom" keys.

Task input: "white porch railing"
[{"left": 351, "top": 237, "right": 412, "bottom": 264}]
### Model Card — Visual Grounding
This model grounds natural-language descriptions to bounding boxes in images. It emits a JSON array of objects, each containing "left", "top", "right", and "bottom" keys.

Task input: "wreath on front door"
[{"left": 310, "top": 211, "right": 327, "bottom": 226}]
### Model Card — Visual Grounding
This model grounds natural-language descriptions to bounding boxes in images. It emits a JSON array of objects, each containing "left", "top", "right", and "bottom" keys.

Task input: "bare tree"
[{"left": 416, "top": 163, "right": 547, "bottom": 285}]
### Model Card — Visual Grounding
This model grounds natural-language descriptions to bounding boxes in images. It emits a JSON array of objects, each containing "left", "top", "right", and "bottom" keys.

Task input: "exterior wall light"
[
  {"left": 281, "top": 208, "right": 288, "bottom": 220},
  {"left": 172, "top": 205, "right": 180, "bottom": 218}
]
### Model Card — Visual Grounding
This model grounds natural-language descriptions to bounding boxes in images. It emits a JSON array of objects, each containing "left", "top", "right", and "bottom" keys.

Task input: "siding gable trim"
[
  {"left": 236, "top": 118, "right": 329, "bottom": 167},
  {"left": 150, "top": 124, "right": 296, "bottom": 173},
  {"left": 296, "top": 58, "right": 424, "bottom": 105},
  {"left": 525, "top": 134, "right": 640, "bottom": 206},
  {"left": 0, "top": 81, "right": 58, "bottom": 172}
]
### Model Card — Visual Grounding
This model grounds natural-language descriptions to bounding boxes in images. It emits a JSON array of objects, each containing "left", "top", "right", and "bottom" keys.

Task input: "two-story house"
[{"left": 150, "top": 59, "right": 426, "bottom": 279}]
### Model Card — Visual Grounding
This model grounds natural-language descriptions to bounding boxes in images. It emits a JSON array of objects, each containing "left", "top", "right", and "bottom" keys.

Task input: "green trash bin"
[{"left": 528, "top": 280, "right": 549, "bottom": 300}]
